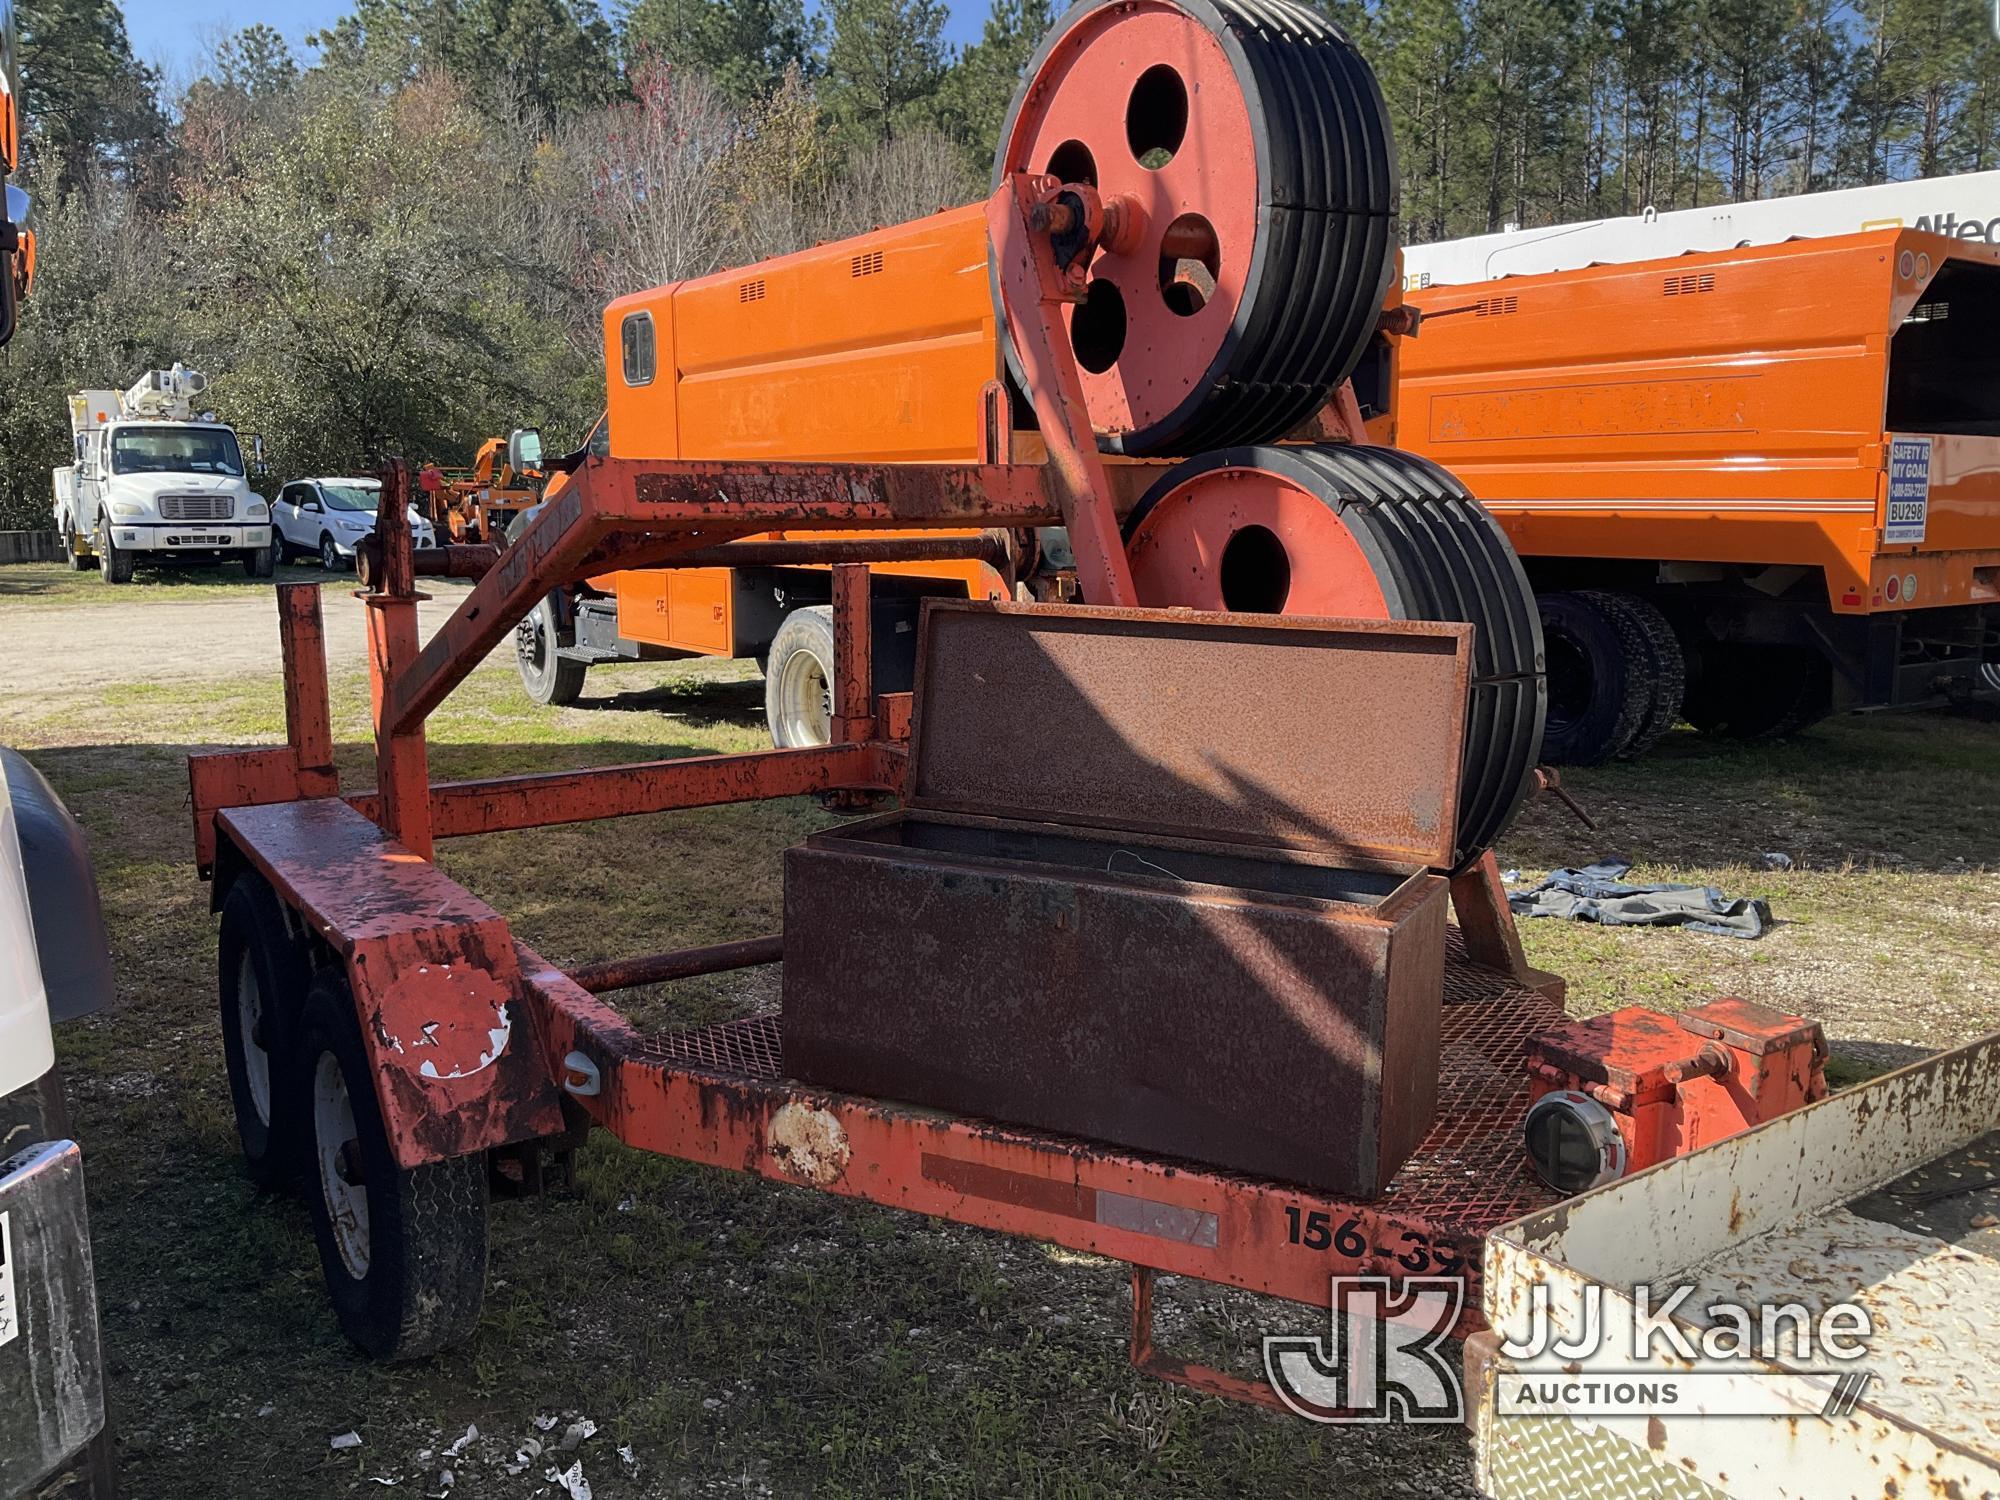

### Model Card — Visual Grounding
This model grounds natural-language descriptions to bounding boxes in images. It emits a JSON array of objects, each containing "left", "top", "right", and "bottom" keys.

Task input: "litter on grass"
[{"left": 1510, "top": 860, "right": 1773, "bottom": 938}]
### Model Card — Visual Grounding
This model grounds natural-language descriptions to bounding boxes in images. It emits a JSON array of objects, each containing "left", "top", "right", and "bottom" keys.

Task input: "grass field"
[{"left": 3, "top": 560, "right": 1997, "bottom": 1497}]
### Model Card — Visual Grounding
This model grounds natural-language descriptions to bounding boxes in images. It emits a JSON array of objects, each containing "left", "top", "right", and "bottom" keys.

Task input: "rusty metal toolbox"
[{"left": 782, "top": 600, "right": 1474, "bottom": 1196}]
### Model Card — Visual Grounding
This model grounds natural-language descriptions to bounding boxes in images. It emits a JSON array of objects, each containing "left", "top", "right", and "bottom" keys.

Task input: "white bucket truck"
[{"left": 51, "top": 363, "right": 271, "bottom": 583}]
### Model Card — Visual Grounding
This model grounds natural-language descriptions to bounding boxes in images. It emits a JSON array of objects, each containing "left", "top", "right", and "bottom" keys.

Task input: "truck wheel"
[
  {"left": 299, "top": 970, "right": 488, "bottom": 1361},
  {"left": 1578, "top": 590, "right": 1686, "bottom": 758},
  {"left": 766, "top": 605, "right": 835, "bottom": 748},
  {"left": 245, "top": 543, "right": 276, "bottom": 579},
  {"left": 516, "top": 595, "right": 586, "bottom": 706},
  {"left": 61, "top": 520, "right": 91, "bottom": 571},
  {"left": 218, "top": 874, "right": 312, "bottom": 1190},
  {"left": 1537, "top": 591, "right": 1648, "bottom": 764},
  {"left": 1684, "top": 645, "right": 1832, "bottom": 741},
  {"left": 95, "top": 522, "right": 133, "bottom": 584}
]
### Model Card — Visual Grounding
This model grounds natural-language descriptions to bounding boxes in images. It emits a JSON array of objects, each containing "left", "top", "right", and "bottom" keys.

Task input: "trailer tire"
[
  {"left": 1579, "top": 590, "right": 1685, "bottom": 758},
  {"left": 516, "top": 595, "right": 586, "bottom": 707},
  {"left": 766, "top": 605, "right": 837, "bottom": 748},
  {"left": 1538, "top": 591, "right": 1647, "bottom": 764},
  {"left": 299, "top": 971, "right": 488, "bottom": 1362},
  {"left": 218, "top": 874, "right": 313, "bottom": 1190},
  {"left": 1684, "top": 644, "right": 1833, "bottom": 741},
  {"left": 95, "top": 521, "right": 133, "bottom": 584}
]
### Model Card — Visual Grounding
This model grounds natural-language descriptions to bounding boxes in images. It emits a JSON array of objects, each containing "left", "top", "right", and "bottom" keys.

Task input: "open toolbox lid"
[{"left": 904, "top": 601, "right": 1473, "bottom": 869}]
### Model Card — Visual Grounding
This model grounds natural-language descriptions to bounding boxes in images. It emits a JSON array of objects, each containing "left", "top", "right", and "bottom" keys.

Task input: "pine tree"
[
  {"left": 821, "top": 0, "right": 954, "bottom": 148},
  {"left": 622, "top": 0, "right": 823, "bottom": 102},
  {"left": 14, "top": 0, "right": 166, "bottom": 189},
  {"left": 936, "top": 0, "right": 1050, "bottom": 158}
]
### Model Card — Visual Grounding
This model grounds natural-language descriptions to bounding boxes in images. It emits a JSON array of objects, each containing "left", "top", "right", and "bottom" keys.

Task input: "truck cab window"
[
  {"left": 111, "top": 426, "right": 244, "bottom": 476},
  {"left": 621, "top": 313, "right": 655, "bottom": 386}
]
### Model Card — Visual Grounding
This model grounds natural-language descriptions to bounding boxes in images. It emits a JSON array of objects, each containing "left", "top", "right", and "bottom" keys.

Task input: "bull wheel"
[
  {"left": 993, "top": 0, "right": 1397, "bottom": 455},
  {"left": 1124, "top": 443, "right": 1547, "bottom": 861},
  {"left": 299, "top": 970, "right": 488, "bottom": 1361}
]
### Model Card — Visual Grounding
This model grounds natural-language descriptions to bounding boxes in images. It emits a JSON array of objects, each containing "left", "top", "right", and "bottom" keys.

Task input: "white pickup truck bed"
[{"left": 1470, "top": 1031, "right": 2000, "bottom": 1499}]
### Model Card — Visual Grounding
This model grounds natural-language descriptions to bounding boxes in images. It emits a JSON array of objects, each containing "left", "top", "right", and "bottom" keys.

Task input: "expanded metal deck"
[{"left": 628, "top": 929, "right": 1564, "bottom": 1239}]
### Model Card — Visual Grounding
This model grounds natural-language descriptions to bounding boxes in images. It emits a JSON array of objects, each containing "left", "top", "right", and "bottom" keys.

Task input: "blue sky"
[{"left": 128, "top": 0, "right": 990, "bottom": 84}]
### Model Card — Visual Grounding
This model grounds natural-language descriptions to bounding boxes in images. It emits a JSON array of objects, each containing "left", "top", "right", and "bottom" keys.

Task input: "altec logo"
[{"left": 1912, "top": 210, "right": 2000, "bottom": 242}]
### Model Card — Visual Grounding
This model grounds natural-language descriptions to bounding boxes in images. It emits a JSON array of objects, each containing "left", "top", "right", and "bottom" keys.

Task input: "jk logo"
[{"left": 1264, "top": 1276, "right": 1466, "bottom": 1423}]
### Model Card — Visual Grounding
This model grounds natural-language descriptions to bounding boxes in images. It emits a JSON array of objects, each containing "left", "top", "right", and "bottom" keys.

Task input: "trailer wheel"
[
  {"left": 1537, "top": 591, "right": 1648, "bottom": 764},
  {"left": 95, "top": 521, "right": 133, "bottom": 584},
  {"left": 61, "top": 520, "right": 91, "bottom": 571},
  {"left": 766, "top": 605, "right": 836, "bottom": 748},
  {"left": 1578, "top": 590, "right": 1685, "bottom": 758},
  {"left": 1684, "top": 645, "right": 1833, "bottom": 741},
  {"left": 299, "top": 971, "right": 488, "bottom": 1361},
  {"left": 218, "top": 874, "right": 312, "bottom": 1189},
  {"left": 516, "top": 595, "right": 586, "bottom": 707}
]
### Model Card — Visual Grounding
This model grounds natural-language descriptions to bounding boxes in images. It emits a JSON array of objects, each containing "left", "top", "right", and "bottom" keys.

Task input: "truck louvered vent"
[
  {"left": 739, "top": 279, "right": 766, "bottom": 303},
  {"left": 1475, "top": 295, "right": 1519, "bottom": 317},
  {"left": 1663, "top": 272, "right": 1716, "bottom": 296},
  {"left": 850, "top": 250, "right": 885, "bottom": 278},
  {"left": 159, "top": 495, "right": 233, "bottom": 521},
  {"left": 1907, "top": 301, "right": 1950, "bottom": 323}
]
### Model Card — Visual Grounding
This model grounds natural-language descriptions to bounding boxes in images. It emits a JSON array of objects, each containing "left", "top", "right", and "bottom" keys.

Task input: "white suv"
[{"left": 271, "top": 476, "right": 436, "bottom": 571}]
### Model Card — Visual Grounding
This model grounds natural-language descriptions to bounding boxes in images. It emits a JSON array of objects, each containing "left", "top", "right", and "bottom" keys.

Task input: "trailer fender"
[{"left": 214, "top": 799, "right": 565, "bottom": 1169}]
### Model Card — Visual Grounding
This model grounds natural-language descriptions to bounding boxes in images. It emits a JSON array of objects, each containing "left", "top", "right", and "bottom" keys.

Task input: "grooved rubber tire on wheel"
[
  {"left": 299, "top": 970, "right": 488, "bottom": 1362},
  {"left": 244, "top": 544, "right": 275, "bottom": 579},
  {"left": 1579, "top": 590, "right": 1684, "bottom": 758},
  {"left": 1684, "top": 644, "right": 1833, "bottom": 741},
  {"left": 218, "top": 873, "right": 313, "bottom": 1190},
  {"left": 994, "top": 0, "right": 1398, "bottom": 456},
  {"left": 1126, "top": 444, "right": 1545, "bottom": 861},
  {"left": 766, "top": 606, "right": 836, "bottom": 749},
  {"left": 61, "top": 520, "right": 91, "bottom": 571},
  {"left": 1536, "top": 591, "right": 1649, "bottom": 765},
  {"left": 516, "top": 594, "right": 586, "bottom": 707},
  {"left": 96, "top": 521, "right": 133, "bottom": 584},
  {"left": 320, "top": 534, "right": 344, "bottom": 572}
]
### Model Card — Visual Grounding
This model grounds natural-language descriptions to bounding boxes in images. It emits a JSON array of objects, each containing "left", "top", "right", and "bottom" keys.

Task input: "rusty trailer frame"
[{"left": 187, "top": 175, "right": 1569, "bottom": 1408}]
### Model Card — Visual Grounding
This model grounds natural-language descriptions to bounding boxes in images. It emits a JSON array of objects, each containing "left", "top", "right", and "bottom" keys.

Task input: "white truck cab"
[{"left": 51, "top": 364, "right": 272, "bottom": 584}]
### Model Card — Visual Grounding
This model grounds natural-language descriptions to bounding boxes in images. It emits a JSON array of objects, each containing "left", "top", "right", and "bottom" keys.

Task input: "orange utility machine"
[{"left": 1397, "top": 227, "right": 2000, "bottom": 762}]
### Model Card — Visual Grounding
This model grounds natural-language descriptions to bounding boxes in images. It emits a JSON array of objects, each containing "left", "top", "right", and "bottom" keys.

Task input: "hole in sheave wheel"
[
  {"left": 1158, "top": 213, "right": 1219, "bottom": 316},
  {"left": 1045, "top": 138, "right": 1097, "bottom": 186},
  {"left": 1071, "top": 279, "right": 1127, "bottom": 373},
  {"left": 1126, "top": 65, "right": 1188, "bottom": 168},
  {"left": 1218, "top": 525, "right": 1291, "bottom": 613}
]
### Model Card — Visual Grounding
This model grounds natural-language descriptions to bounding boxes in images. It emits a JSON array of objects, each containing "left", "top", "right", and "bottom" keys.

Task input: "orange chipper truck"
[{"left": 1396, "top": 175, "right": 2000, "bottom": 763}]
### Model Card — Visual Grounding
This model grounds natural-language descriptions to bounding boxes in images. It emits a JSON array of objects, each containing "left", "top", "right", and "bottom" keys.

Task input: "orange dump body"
[
  {"left": 592, "top": 206, "right": 1009, "bottom": 657},
  {"left": 1398, "top": 229, "right": 2000, "bottom": 616}
]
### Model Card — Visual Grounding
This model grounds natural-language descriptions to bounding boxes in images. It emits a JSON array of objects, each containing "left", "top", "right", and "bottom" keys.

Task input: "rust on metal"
[
  {"left": 569, "top": 935, "right": 783, "bottom": 995},
  {"left": 902, "top": 601, "right": 1472, "bottom": 865},
  {"left": 985, "top": 175, "right": 1139, "bottom": 606},
  {"left": 215, "top": 797, "right": 564, "bottom": 1167}
]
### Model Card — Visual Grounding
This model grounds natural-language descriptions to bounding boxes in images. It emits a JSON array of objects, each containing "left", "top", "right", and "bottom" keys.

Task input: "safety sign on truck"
[{"left": 1886, "top": 436, "right": 1931, "bottom": 545}]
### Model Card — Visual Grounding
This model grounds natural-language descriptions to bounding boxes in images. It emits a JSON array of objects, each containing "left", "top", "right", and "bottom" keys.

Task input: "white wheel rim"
[
  {"left": 1983, "top": 663, "right": 2000, "bottom": 696},
  {"left": 237, "top": 951, "right": 272, "bottom": 1127},
  {"left": 314, "top": 1051, "right": 370, "bottom": 1279},
  {"left": 776, "top": 647, "right": 832, "bottom": 746}
]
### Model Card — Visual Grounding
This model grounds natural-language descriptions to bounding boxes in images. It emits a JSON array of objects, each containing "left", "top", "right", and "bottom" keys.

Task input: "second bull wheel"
[
  {"left": 1125, "top": 444, "right": 1547, "bottom": 863},
  {"left": 994, "top": 0, "right": 1399, "bottom": 455}
]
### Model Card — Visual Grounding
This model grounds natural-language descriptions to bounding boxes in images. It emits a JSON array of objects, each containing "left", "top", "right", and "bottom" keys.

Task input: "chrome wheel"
[
  {"left": 314, "top": 1051, "right": 370, "bottom": 1280},
  {"left": 321, "top": 536, "right": 340, "bottom": 571}
]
